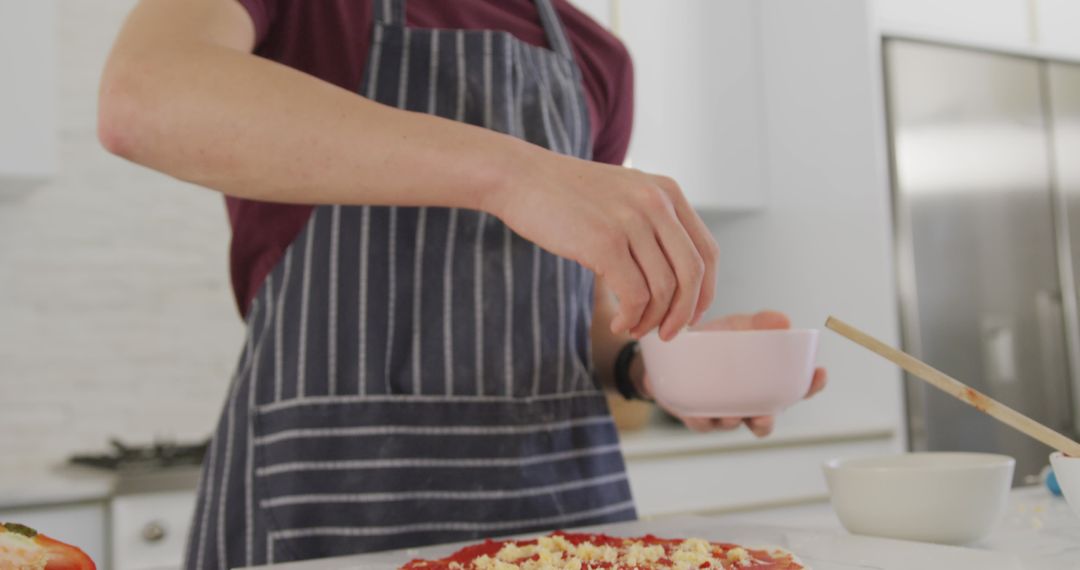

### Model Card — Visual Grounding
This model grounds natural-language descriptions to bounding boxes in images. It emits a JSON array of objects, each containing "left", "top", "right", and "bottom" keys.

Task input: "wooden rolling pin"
[{"left": 826, "top": 316, "right": 1080, "bottom": 458}]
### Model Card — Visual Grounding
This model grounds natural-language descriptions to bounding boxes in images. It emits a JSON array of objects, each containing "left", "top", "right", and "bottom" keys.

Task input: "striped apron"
[{"left": 183, "top": 1, "right": 636, "bottom": 567}]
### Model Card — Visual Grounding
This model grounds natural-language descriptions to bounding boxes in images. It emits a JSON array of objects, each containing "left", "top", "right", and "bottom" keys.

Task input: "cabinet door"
[
  {"left": 1038, "top": 0, "right": 1080, "bottom": 59},
  {"left": 619, "top": 0, "right": 765, "bottom": 210},
  {"left": 0, "top": 502, "right": 108, "bottom": 567},
  {"left": 111, "top": 491, "right": 196, "bottom": 570},
  {"left": 874, "top": 0, "right": 1031, "bottom": 51}
]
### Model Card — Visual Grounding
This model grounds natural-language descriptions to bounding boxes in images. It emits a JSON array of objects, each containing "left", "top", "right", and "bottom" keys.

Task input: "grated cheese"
[{"left": 403, "top": 533, "right": 803, "bottom": 570}]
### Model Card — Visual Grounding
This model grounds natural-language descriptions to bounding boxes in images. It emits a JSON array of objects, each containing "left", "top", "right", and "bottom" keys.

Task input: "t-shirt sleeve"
[
  {"left": 590, "top": 42, "right": 634, "bottom": 166},
  {"left": 235, "top": 0, "right": 277, "bottom": 46}
]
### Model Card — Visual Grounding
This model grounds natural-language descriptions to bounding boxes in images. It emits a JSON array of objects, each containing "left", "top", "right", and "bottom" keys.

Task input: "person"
[{"left": 98, "top": 0, "right": 827, "bottom": 567}]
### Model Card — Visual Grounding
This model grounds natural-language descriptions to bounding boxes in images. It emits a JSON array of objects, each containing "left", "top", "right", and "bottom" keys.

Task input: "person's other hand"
[
  {"left": 485, "top": 155, "right": 718, "bottom": 341},
  {"left": 642, "top": 310, "right": 827, "bottom": 437}
]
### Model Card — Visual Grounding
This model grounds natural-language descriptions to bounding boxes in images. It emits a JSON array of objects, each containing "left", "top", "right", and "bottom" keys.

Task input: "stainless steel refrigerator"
[{"left": 884, "top": 39, "right": 1080, "bottom": 484}]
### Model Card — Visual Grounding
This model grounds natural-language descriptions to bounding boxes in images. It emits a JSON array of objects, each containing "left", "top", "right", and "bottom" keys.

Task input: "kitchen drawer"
[{"left": 111, "top": 490, "right": 196, "bottom": 570}]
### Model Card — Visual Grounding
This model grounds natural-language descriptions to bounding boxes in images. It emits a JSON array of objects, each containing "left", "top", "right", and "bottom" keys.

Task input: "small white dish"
[
  {"left": 824, "top": 452, "right": 1015, "bottom": 545},
  {"left": 1050, "top": 452, "right": 1080, "bottom": 518},
  {"left": 638, "top": 329, "right": 818, "bottom": 417}
]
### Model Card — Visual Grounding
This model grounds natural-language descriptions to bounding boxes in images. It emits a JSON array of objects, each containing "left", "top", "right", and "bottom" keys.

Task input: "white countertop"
[
  {"left": 244, "top": 487, "right": 1080, "bottom": 570},
  {"left": 717, "top": 486, "right": 1080, "bottom": 570},
  {"left": 0, "top": 463, "right": 116, "bottom": 510},
  {"left": 618, "top": 416, "right": 896, "bottom": 459},
  {"left": 0, "top": 461, "right": 202, "bottom": 510}
]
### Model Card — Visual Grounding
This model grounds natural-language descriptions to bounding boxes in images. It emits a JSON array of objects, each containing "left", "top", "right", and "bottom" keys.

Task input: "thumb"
[{"left": 750, "top": 310, "right": 791, "bottom": 330}]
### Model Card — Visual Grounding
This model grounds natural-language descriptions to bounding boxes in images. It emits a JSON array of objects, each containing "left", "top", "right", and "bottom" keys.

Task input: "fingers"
[
  {"left": 805, "top": 367, "right": 828, "bottom": 399},
  {"left": 654, "top": 175, "right": 719, "bottom": 325},
  {"left": 679, "top": 416, "right": 774, "bottom": 437},
  {"left": 599, "top": 239, "right": 651, "bottom": 335},
  {"left": 603, "top": 174, "right": 719, "bottom": 339},
  {"left": 717, "top": 311, "right": 788, "bottom": 331},
  {"left": 649, "top": 206, "right": 705, "bottom": 340},
  {"left": 627, "top": 232, "right": 677, "bottom": 339},
  {"left": 746, "top": 416, "right": 775, "bottom": 438},
  {"left": 714, "top": 417, "right": 742, "bottom": 430},
  {"left": 750, "top": 310, "right": 790, "bottom": 330},
  {"left": 695, "top": 310, "right": 792, "bottom": 332},
  {"left": 680, "top": 416, "right": 748, "bottom": 433},
  {"left": 683, "top": 417, "right": 714, "bottom": 433},
  {"left": 697, "top": 313, "right": 753, "bottom": 331}
]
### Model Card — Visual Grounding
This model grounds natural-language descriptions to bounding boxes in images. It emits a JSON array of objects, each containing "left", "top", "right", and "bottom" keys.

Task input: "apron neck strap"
[
  {"left": 534, "top": 0, "right": 576, "bottom": 62},
  {"left": 372, "top": 0, "right": 405, "bottom": 27}
]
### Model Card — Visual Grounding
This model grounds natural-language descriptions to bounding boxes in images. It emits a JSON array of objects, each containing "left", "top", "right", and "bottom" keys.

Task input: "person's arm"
[
  {"left": 99, "top": 0, "right": 720, "bottom": 339},
  {"left": 98, "top": 0, "right": 522, "bottom": 210}
]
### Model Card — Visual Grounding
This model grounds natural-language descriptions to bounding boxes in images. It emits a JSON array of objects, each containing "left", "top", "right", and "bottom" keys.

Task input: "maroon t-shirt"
[{"left": 228, "top": 0, "right": 634, "bottom": 315}]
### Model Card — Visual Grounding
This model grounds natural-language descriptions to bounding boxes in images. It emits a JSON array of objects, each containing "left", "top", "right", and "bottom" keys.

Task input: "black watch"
[{"left": 613, "top": 340, "right": 647, "bottom": 401}]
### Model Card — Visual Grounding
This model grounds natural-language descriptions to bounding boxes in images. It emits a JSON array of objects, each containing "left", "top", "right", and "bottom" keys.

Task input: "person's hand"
[
  {"left": 642, "top": 310, "right": 827, "bottom": 437},
  {"left": 483, "top": 153, "right": 718, "bottom": 341}
]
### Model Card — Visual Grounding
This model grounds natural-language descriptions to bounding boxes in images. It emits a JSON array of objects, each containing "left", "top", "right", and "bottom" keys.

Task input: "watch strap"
[{"left": 614, "top": 340, "right": 645, "bottom": 401}]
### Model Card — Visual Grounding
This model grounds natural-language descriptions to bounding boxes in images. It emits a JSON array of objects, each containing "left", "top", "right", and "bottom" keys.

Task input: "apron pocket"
[{"left": 251, "top": 393, "right": 634, "bottom": 562}]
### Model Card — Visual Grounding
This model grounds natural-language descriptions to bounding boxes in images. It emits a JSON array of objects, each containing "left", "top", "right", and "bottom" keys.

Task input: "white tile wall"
[{"left": 0, "top": 0, "right": 245, "bottom": 470}]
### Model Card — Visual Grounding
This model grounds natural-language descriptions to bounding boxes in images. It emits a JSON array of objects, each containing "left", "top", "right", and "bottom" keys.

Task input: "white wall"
[
  {"left": 0, "top": 0, "right": 56, "bottom": 177},
  {"left": 0, "top": 0, "right": 244, "bottom": 471},
  {"left": 702, "top": 0, "right": 906, "bottom": 443},
  {"left": 571, "top": 0, "right": 612, "bottom": 28}
]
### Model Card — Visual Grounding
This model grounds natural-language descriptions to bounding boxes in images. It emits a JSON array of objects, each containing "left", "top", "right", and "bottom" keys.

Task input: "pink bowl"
[{"left": 639, "top": 329, "right": 819, "bottom": 417}]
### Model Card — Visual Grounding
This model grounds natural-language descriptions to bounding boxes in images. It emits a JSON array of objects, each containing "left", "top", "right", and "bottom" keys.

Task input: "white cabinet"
[
  {"left": 0, "top": 501, "right": 108, "bottom": 568},
  {"left": 111, "top": 490, "right": 197, "bottom": 570},
  {"left": 0, "top": 0, "right": 56, "bottom": 179},
  {"left": 1038, "top": 0, "right": 1080, "bottom": 59},
  {"left": 874, "top": 0, "right": 1031, "bottom": 51},
  {"left": 577, "top": 0, "right": 1080, "bottom": 215},
  {"left": 875, "top": 0, "right": 1080, "bottom": 61},
  {"left": 618, "top": 1, "right": 766, "bottom": 211}
]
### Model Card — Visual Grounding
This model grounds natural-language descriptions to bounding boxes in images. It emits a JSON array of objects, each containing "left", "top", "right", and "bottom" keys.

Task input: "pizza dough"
[{"left": 400, "top": 531, "right": 806, "bottom": 570}]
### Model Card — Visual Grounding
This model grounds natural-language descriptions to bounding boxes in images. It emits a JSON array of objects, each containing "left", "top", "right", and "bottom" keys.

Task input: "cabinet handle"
[{"left": 141, "top": 521, "right": 166, "bottom": 542}]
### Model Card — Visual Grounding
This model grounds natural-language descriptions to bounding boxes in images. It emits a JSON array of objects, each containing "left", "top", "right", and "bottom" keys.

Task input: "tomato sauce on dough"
[{"left": 400, "top": 531, "right": 805, "bottom": 569}]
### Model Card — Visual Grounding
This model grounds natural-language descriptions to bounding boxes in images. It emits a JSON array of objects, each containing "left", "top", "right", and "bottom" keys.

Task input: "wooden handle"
[{"left": 826, "top": 316, "right": 1080, "bottom": 457}]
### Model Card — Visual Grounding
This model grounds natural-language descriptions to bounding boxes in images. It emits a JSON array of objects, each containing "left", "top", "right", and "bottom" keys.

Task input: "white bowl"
[
  {"left": 638, "top": 329, "right": 818, "bottom": 417},
  {"left": 1050, "top": 452, "right": 1080, "bottom": 518},
  {"left": 824, "top": 453, "right": 1015, "bottom": 545}
]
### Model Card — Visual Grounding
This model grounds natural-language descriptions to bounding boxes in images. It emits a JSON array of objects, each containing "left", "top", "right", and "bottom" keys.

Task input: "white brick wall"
[{"left": 0, "top": 0, "right": 245, "bottom": 470}]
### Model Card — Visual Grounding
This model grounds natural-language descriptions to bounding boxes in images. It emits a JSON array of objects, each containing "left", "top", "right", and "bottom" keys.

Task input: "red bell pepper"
[{"left": 0, "top": 522, "right": 96, "bottom": 570}]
